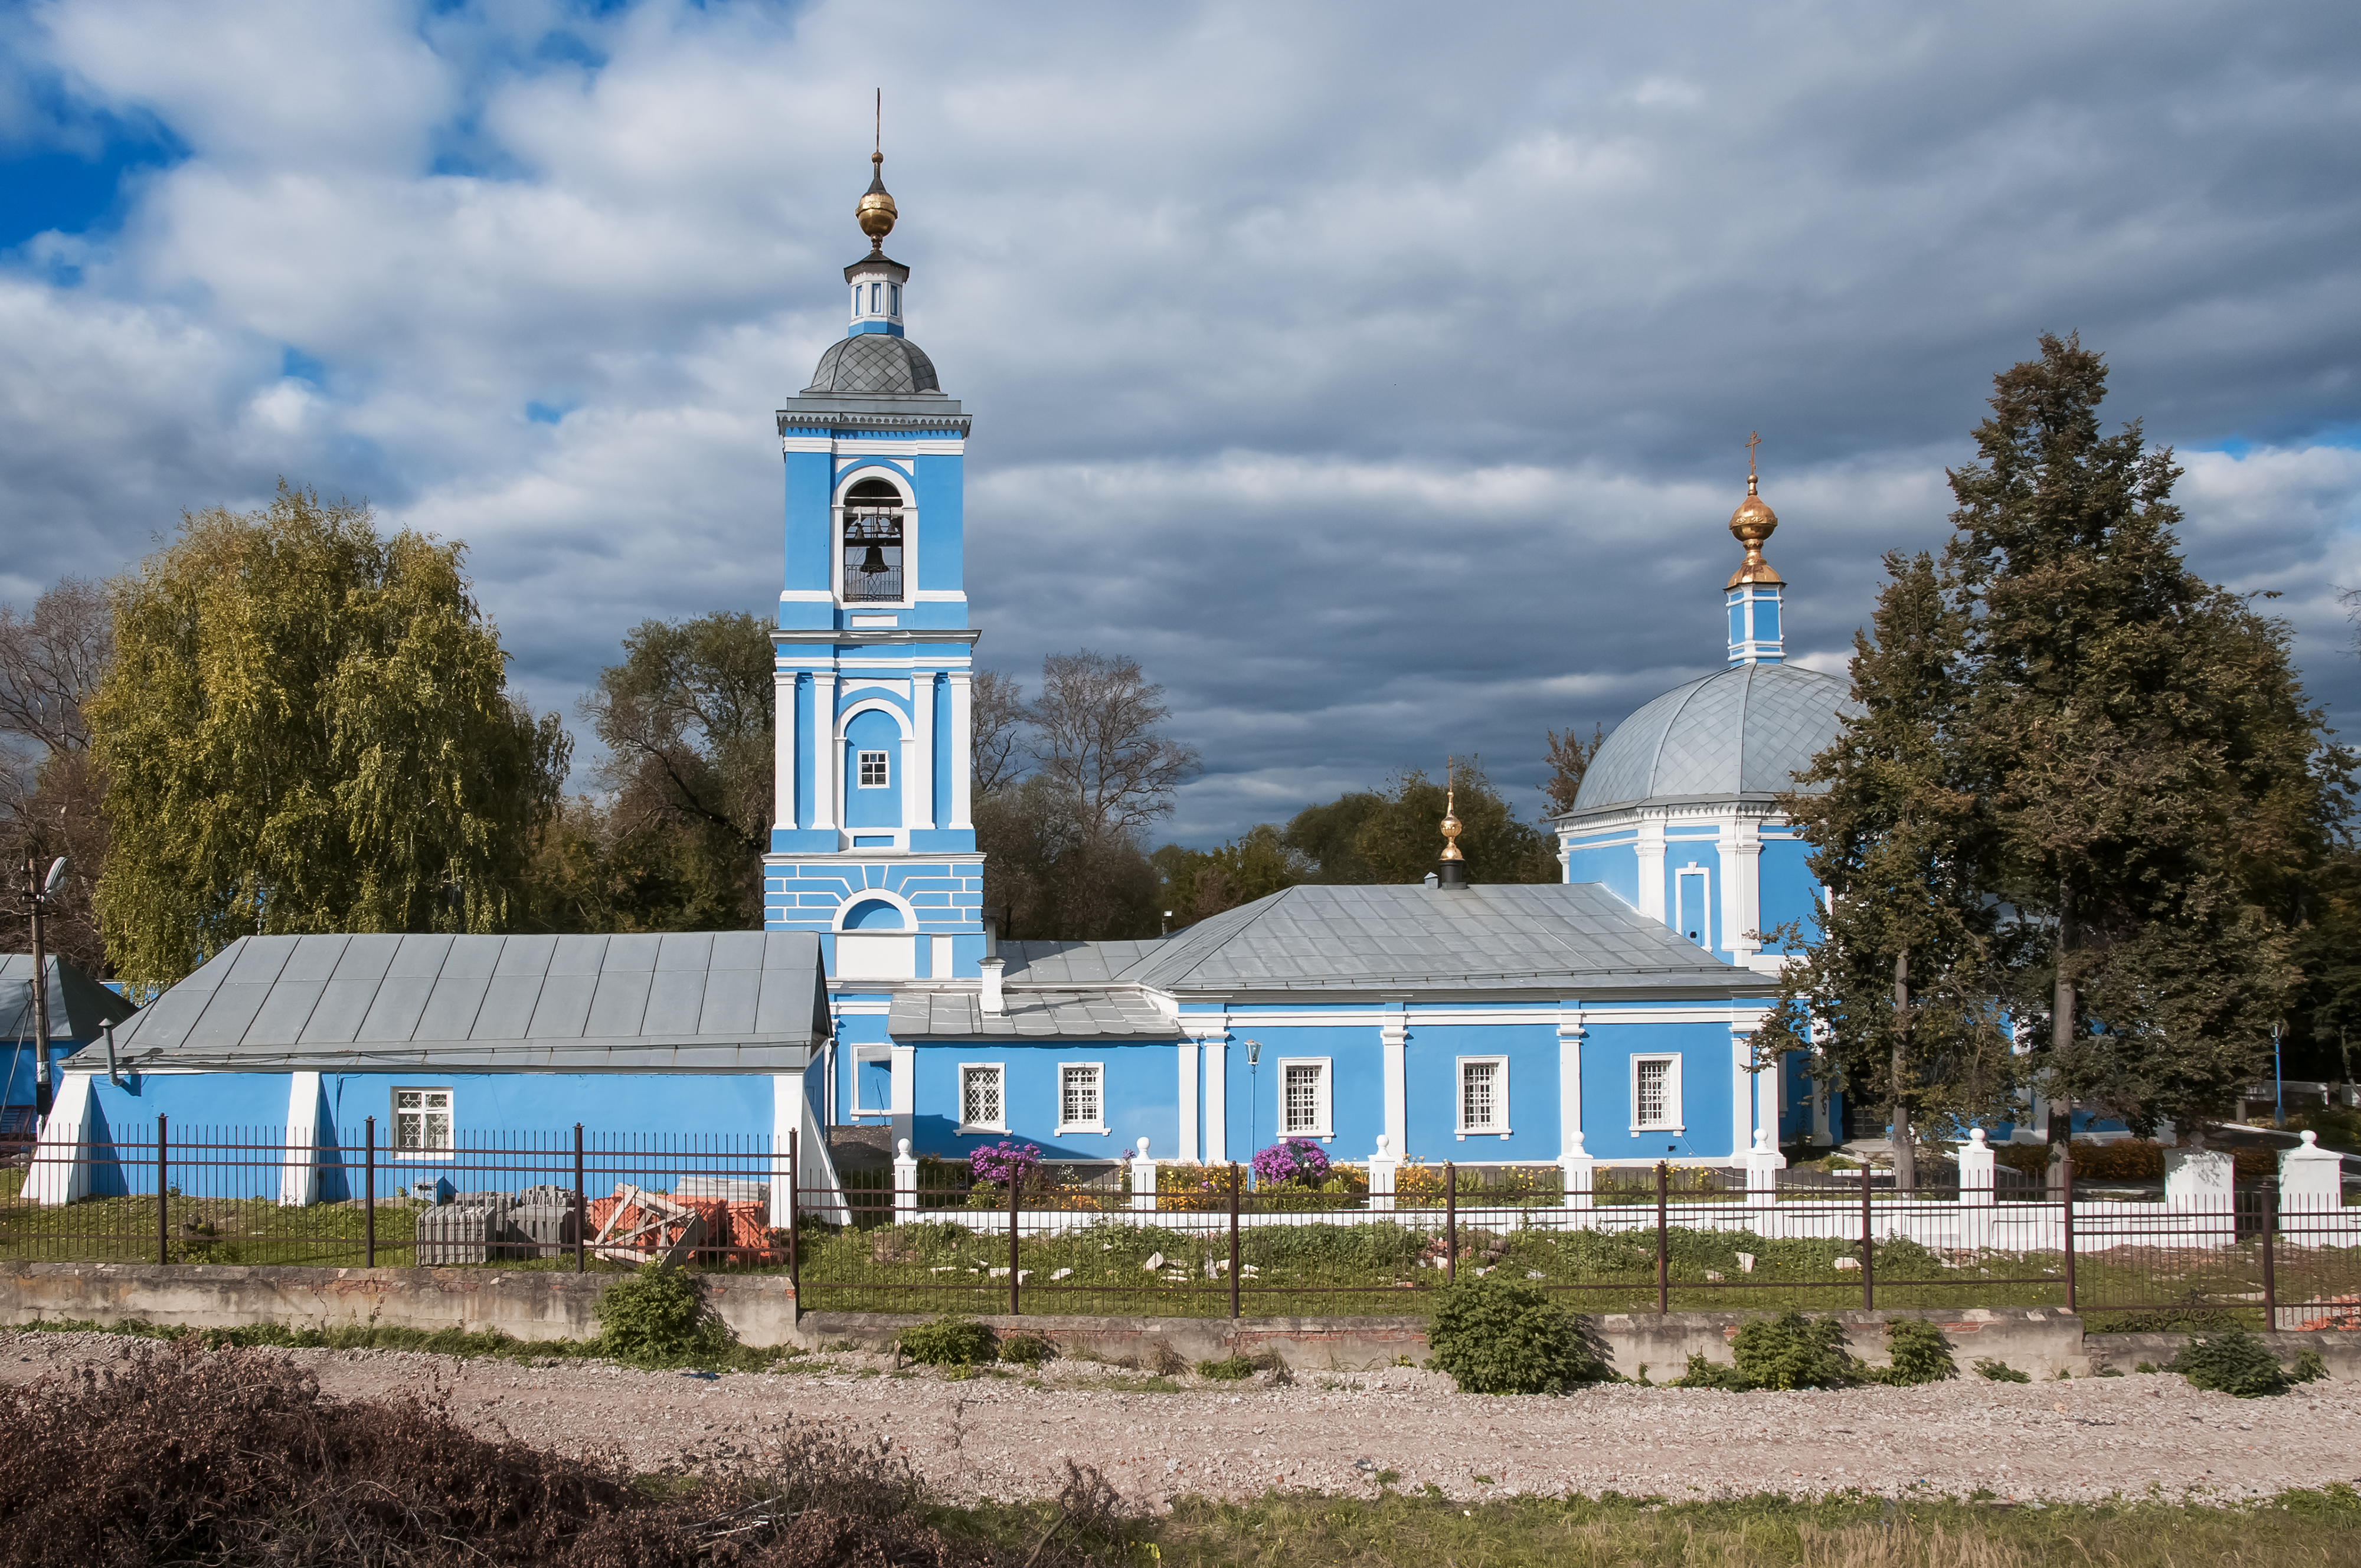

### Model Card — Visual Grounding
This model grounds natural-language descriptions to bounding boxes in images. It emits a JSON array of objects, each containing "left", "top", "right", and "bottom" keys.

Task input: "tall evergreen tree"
[
  {"left": 1755, "top": 552, "right": 2019, "bottom": 1185},
  {"left": 90, "top": 486, "right": 568, "bottom": 986},
  {"left": 1946, "top": 335, "right": 2346, "bottom": 1138}
]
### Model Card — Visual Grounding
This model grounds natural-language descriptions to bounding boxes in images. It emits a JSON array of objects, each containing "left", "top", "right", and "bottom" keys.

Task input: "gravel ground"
[{"left": 4, "top": 1330, "right": 2355, "bottom": 1508}]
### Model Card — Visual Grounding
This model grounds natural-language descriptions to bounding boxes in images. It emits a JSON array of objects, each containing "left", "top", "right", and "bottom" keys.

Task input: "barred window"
[
  {"left": 1633, "top": 1056, "right": 1681, "bottom": 1130},
  {"left": 858, "top": 750, "right": 890, "bottom": 787},
  {"left": 1283, "top": 1062, "right": 1324, "bottom": 1136},
  {"left": 960, "top": 1065, "right": 1004, "bottom": 1130},
  {"left": 393, "top": 1088, "right": 452, "bottom": 1154},
  {"left": 1460, "top": 1060, "right": 1503, "bottom": 1134},
  {"left": 1059, "top": 1063, "right": 1103, "bottom": 1131}
]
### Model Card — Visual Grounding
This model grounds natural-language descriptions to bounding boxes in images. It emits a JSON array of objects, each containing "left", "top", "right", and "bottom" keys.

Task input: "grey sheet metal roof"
[
  {"left": 80, "top": 931, "right": 829, "bottom": 1075},
  {"left": 996, "top": 941, "right": 1165, "bottom": 985},
  {"left": 803, "top": 335, "right": 941, "bottom": 395},
  {"left": 0, "top": 955, "right": 138, "bottom": 1042},
  {"left": 1568, "top": 660, "right": 1855, "bottom": 816},
  {"left": 887, "top": 986, "right": 1177, "bottom": 1040}
]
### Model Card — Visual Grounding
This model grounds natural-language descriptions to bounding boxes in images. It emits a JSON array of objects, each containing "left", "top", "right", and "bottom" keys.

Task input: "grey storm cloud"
[{"left": 2, "top": 0, "right": 2359, "bottom": 846}]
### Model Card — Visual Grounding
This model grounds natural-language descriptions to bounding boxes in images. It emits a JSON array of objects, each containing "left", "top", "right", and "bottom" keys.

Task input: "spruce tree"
[
  {"left": 1755, "top": 552, "right": 2019, "bottom": 1185},
  {"left": 1945, "top": 335, "right": 2345, "bottom": 1138}
]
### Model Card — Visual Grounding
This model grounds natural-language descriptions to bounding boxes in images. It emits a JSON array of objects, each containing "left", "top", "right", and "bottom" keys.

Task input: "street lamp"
[
  {"left": 1244, "top": 1037, "right": 1261, "bottom": 1173},
  {"left": 24, "top": 856, "right": 67, "bottom": 1122}
]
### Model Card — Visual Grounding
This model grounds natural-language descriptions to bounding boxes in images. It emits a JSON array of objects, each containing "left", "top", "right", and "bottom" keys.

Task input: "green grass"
[
  {"left": 931, "top": 1486, "right": 2361, "bottom": 1567},
  {"left": 11, "top": 1313, "right": 799, "bottom": 1373}
]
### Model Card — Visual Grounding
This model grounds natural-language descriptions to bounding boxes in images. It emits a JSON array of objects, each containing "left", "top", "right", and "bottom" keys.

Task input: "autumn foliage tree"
[{"left": 89, "top": 486, "right": 568, "bottom": 986}]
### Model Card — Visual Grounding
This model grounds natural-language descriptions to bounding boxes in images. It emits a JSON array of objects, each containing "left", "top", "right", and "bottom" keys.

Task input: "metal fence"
[{"left": 7, "top": 1128, "right": 2357, "bottom": 1328}]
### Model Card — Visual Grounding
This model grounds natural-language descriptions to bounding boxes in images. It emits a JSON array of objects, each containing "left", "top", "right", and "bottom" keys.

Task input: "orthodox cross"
[{"left": 1745, "top": 430, "right": 1761, "bottom": 480}]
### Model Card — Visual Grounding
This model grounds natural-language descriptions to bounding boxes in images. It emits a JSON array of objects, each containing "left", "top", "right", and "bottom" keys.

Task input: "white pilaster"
[
  {"left": 899, "top": 731, "right": 918, "bottom": 832},
  {"left": 913, "top": 673, "right": 937, "bottom": 828},
  {"left": 1178, "top": 1041, "right": 1200, "bottom": 1164},
  {"left": 1636, "top": 816, "right": 1667, "bottom": 921},
  {"left": 1720, "top": 817, "right": 1762, "bottom": 960},
  {"left": 1556, "top": 1008, "right": 1585, "bottom": 1155},
  {"left": 279, "top": 1070, "right": 323, "bottom": 1207},
  {"left": 1204, "top": 1035, "right": 1228, "bottom": 1166},
  {"left": 1757, "top": 1045, "right": 1782, "bottom": 1146},
  {"left": 1380, "top": 1013, "right": 1408, "bottom": 1161},
  {"left": 811, "top": 673, "right": 839, "bottom": 831},
  {"left": 946, "top": 672, "right": 974, "bottom": 830},
  {"left": 773, "top": 670, "right": 799, "bottom": 829},
  {"left": 889, "top": 1042, "right": 915, "bottom": 1149},
  {"left": 1731, "top": 1026, "right": 1754, "bottom": 1157}
]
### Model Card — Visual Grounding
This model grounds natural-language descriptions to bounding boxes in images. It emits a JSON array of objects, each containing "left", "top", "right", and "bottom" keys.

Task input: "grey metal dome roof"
[
  {"left": 803, "top": 335, "right": 941, "bottom": 395},
  {"left": 1569, "top": 661, "right": 1855, "bottom": 814}
]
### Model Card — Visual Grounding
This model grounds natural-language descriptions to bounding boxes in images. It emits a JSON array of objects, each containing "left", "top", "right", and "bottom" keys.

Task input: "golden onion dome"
[
  {"left": 1726, "top": 471, "right": 1784, "bottom": 589},
  {"left": 1439, "top": 781, "right": 1464, "bottom": 862},
  {"left": 856, "top": 151, "right": 897, "bottom": 250}
]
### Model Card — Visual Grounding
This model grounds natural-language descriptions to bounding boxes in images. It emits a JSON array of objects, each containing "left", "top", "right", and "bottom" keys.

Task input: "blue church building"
[{"left": 43, "top": 149, "right": 1919, "bottom": 1202}]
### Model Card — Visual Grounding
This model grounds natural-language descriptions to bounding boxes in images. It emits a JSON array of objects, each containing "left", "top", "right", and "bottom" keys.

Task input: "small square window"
[
  {"left": 960, "top": 1065, "right": 1005, "bottom": 1132},
  {"left": 1058, "top": 1063, "right": 1104, "bottom": 1133},
  {"left": 1458, "top": 1057, "right": 1509, "bottom": 1137},
  {"left": 393, "top": 1088, "right": 453, "bottom": 1155},
  {"left": 858, "top": 750, "right": 890, "bottom": 787}
]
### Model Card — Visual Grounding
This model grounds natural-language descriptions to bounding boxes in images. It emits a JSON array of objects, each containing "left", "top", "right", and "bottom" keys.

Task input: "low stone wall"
[
  {"left": 1597, "top": 1307, "right": 2088, "bottom": 1382},
  {"left": 0, "top": 1261, "right": 800, "bottom": 1348},
  {"left": 2088, "top": 1330, "right": 2361, "bottom": 1380}
]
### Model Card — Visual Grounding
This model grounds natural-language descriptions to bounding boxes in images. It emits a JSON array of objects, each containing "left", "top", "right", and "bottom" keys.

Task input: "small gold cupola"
[
  {"left": 1725, "top": 433, "right": 1788, "bottom": 666},
  {"left": 856, "top": 91, "right": 897, "bottom": 253},
  {"left": 1726, "top": 432, "right": 1783, "bottom": 590},
  {"left": 1437, "top": 761, "right": 1469, "bottom": 888}
]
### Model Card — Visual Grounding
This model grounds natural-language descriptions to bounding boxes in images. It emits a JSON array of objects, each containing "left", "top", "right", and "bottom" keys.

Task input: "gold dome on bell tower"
[
  {"left": 1726, "top": 431, "right": 1783, "bottom": 590},
  {"left": 855, "top": 90, "right": 897, "bottom": 253}
]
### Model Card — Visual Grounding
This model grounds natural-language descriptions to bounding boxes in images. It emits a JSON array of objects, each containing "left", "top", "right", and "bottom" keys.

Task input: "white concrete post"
[
  {"left": 2164, "top": 1144, "right": 2238, "bottom": 1249},
  {"left": 2281, "top": 1130, "right": 2343, "bottom": 1213},
  {"left": 1368, "top": 1133, "right": 1399, "bottom": 1213},
  {"left": 1130, "top": 1136, "right": 1158, "bottom": 1213},
  {"left": 24, "top": 1073, "right": 94, "bottom": 1206},
  {"left": 279, "top": 1070, "right": 323, "bottom": 1207},
  {"left": 1558, "top": 1130, "right": 1597, "bottom": 1211},
  {"left": 1745, "top": 1126, "right": 1785, "bottom": 1209},
  {"left": 893, "top": 1137, "right": 920, "bottom": 1223},
  {"left": 1957, "top": 1127, "right": 1996, "bottom": 1207}
]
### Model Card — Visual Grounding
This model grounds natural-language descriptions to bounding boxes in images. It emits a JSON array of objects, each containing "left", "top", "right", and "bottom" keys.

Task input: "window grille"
[
  {"left": 393, "top": 1088, "right": 452, "bottom": 1153},
  {"left": 858, "top": 750, "right": 890, "bottom": 787},
  {"left": 1283, "top": 1062, "right": 1323, "bottom": 1135},
  {"left": 1461, "top": 1060, "right": 1499, "bottom": 1132},
  {"left": 962, "top": 1066, "right": 1003, "bottom": 1129},
  {"left": 1060, "top": 1064, "right": 1102, "bottom": 1129},
  {"left": 1635, "top": 1059, "right": 1672, "bottom": 1127}
]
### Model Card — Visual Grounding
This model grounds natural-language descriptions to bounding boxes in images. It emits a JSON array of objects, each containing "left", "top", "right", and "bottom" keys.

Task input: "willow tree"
[
  {"left": 89, "top": 486, "right": 568, "bottom": 985},
  {"left": 1754, "top": 552, "right": 2020, "bottom": 1185},
  {"left": 1947, "top": 335, "right": 2345, "bottom": 1138}
]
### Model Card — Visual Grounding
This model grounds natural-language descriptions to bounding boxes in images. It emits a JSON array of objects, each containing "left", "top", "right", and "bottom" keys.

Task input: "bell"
[{"left": 858, "top": 544, "right": 889, "bottom": 575}]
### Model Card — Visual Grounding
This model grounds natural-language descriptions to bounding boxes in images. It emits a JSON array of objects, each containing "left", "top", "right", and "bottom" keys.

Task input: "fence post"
[
  {"left": 1228, "top": 1162, "right": 1241, "bottom": 1320},
  {"left": 1556, "top": 1132, "right": 1595, "bottom": 1212},
  {"left": 363, "top": 1116, "right": 376, "bottom": 1268},
  {"left": 1129, "top": 1137, "right": 1157, "bottom": 1215},
  {"left": 1446, "top": 1161, "right": 1458, "bottom": 1285},
  {"left": 154, "top": 1114, "right": 168, "bottom": 1266},
  {"left": 1655, "top": 1161, "right": 1670, "bottom": 1315},
  {"left": 2059, "top": 1150, "right": 2076, "bottom": 1315},
  {"left": 573, "top": 1124, "right": 586, "bottom": 1274},
  {"left": 2261, "top": 1173, "right": 2278, "bottom": 1330},
  {"left": 1369, "top": 1134, "right": 1398, "bottom": 1213},
  {"left": 894, "top": 1138, "right": 920, "bottom": 1223},
  {"left": 1859, "top": 1158, "right": 1874, "bottom": 1311},
  {"left": 786, "top": 1131, "right": 800, "bottom": 1299},
  {"left": 1007, "top": 1159, "right": 1021, "bottom": 1317}
]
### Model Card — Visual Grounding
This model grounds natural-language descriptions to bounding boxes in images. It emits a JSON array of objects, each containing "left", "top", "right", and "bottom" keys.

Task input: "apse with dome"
[{"left": 45, "top": 144, "right": 1951, "bottom": 1200}]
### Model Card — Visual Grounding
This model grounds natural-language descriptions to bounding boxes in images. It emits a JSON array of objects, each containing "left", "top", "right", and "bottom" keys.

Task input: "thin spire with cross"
[
  {"left": 1744, "top": 430, "right": 1761, "bottom": 481},
  {"left": 875, "top": 87, "right": 881, "bottom": 156}
]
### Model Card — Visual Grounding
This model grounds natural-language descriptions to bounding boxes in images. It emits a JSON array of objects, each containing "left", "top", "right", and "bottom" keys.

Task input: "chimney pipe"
[{"left": 979, "top": 957, "right": 1005, "bottom": 1016}]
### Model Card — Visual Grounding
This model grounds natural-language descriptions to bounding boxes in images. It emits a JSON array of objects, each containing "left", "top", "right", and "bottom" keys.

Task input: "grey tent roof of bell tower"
[
  {"left": 74, "top": 931, "right": 830, "bottom": 1075},
  {"left": 1567, "top": 662, "right": 1855, "bottom": 816},
  {"left": 0, "top": 954, "right": 139, "bottom": 1042},
  {"left": 802, "top": 335, "right": 941, "bottom": 396}
]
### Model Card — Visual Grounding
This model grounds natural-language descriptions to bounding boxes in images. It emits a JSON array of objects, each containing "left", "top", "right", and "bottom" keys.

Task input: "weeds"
[
  {"left": 1427, "top": 1275, "right": 1608, "bottom": 1394},
  {"left": 898, "top": 1315, "right": 998, "bottom": 1366},
  {"left": 596, "top": 1260, "right": 740, "bottom": 1369},
  {"left": 1871, "top": 1318, "right": 1958, "bottom": 1385},
  {"left": 2166, "top": 1328, "right": 2323, "bottom": 1398},
  {"left": 1975, "top": 1357, "right": 2032, "bottom": 1383}
]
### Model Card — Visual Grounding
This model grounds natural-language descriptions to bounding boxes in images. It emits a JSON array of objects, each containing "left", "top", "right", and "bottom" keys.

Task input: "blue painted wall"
[
  {"left": 1757, "top": 835, "right": 1820, "bottom": 952},
  {"left": 1582, "top": 1020, "right": 1736, "bottom": 1163},
  {"left": 1403, "top": 1019, "right": 1557, "bottom": 1162},
  {"left": 1563, "top": 835, "right": 1640, "bottom": 908},
  {"left": 907, "top": 1041, "right": 1177, "bottom": 1162}
]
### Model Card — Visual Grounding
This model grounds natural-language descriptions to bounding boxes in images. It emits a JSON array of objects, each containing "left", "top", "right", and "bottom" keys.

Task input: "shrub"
[
  {"left": 2168, "top": 1330, "right": 2296, "bottom": 1398},
  {"left": 1672, "top": 1353, "right": 1753, "bottom": 1391},
  {"left": 1251, "top": 1138, "right": 1332, "bottom": 1188},
  {"left": 1975, "top": 1358, "right": 2032, "bottom": 1383},
  {"left": 1873, "top": 1319, "right": 1957, "bottom": 1386},
  {"left": 594, "top": 1260, "right": 736, "bottom": 1367},
  {"left": 967, "top": 1141, "right": 1042, "bottom": 1189},
  {"left": 1197, "top": 1354, "right": 1257, "bottom": 1382},
  {"left": 2292, "top": 1349, "right": 2328, "bottom": 1384},
  {"left": 998, "top": 1331, "right": 1053, "bottom": 1367},
  {"left": 898, "top": 1315, "right": 997, "bottom": 1367},
  {"left": 1427, "top": 1275, "right": 1606, "bottom": 1394},
  {"left": 1730, "top": 1310, "right": 1856, "bottom": 1391}
]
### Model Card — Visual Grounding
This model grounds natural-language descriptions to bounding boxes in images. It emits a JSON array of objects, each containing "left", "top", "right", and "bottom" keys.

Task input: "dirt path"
[{"left": 6, "top": 1331, "right": 2355, "bottom": 1507}]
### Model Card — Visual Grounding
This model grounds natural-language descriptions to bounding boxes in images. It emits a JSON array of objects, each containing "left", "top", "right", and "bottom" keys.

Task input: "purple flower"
[
  {"left": 968, "top": 1141, "right": 1042, "bottom": 1187},
  {"left": 1251, "top": 1138, "right": 1331, "bottom": 1189}
]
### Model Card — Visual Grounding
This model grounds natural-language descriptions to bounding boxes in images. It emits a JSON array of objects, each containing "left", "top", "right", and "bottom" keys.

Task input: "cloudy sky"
[{"left": 5, "top": 0, "right": 2359, "bottom": 846}]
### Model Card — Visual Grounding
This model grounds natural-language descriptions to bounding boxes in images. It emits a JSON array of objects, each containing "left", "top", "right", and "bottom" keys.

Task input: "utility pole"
[{"left": 25, "top": 855, "right": 66, "bottom": 1124}]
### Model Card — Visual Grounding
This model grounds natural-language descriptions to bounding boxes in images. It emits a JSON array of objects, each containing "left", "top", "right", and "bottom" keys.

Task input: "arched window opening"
[{"left": 841, "top": 476, "right": 904, "bottom": 601}]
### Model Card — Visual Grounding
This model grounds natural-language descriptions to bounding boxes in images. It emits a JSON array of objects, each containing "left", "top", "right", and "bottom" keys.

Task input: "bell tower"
[{"left": 764, "top": 138, "right": 986, "bottom": 983}]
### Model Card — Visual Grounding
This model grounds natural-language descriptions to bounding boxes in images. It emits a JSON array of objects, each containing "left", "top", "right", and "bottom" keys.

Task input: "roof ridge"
[{"left": 1136, "top": 883, "right": 1302, "bottom": 988}]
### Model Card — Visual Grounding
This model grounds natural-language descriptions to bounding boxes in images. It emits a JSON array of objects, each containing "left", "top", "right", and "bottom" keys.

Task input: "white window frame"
[
  {"left": 1055, "top": 1061, "right": 1108, "bottom": 1136},
  {"left": 856, "top": 749, "right": 890, "bottom": 788},
  {"left": 958, "top": 1062, "right": 1007, "bottom": 1135},
  {"left": 1676, "top": 864, "right": 1711, "bottom": 947},
  {"left": 1456, "top": 1055, "right": 1510, "bottom": 1140},
  {"left": 1630, "top": 1053, "right": 1685, "bottom": 1133},
  {"left": 831, "top": 471, "right": 916, "bottom": 608},
  {"left": 1277, "top": 1056, "right": 1333, "bottom": 1140},
  {"left": 850, "top": 1044, "right": 893, "bottom": 1118},
  {"left": 391, "top": 1086, "right": 454, "bottom": 1160}
]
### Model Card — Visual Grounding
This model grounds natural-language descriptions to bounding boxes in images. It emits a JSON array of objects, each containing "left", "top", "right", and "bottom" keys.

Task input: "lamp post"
[
  {"left": 1243, "top": 1037, "right": 1261, "bottom": 1177},
  {"left": 2273, "top": 1022, "right": 2284, "bottom": 1129},
  {"left": 24, "top": 855, "right": 67, "bottom": 1122}
]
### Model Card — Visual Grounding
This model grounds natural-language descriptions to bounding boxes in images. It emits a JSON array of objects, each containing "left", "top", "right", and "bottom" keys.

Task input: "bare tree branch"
[
  {"left": 1025, "top": 650, "right": 1199, "bottom": 842},
  {"left": 0, "top": 578, "right": 112, "bottom": 754},
  {"left": 970, "top": 667, "right": 1027, "bottom": 797}
]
